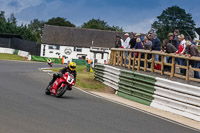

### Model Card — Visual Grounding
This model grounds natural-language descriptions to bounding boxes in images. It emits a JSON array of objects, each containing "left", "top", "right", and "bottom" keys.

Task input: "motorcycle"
[
  {"left": 48, "top": 61, "right": 53, "bottom": 67},
  {"left": 45, "top": 72, "right": 75, "bottom": 97}
]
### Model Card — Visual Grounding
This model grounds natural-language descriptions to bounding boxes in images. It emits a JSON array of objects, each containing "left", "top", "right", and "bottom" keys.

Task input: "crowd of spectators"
[{"left": 115, "top": 29, "right": 200, "bottom": 79}]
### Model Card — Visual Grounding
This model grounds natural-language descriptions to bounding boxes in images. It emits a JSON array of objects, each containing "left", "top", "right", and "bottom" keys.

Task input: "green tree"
[
  {"left": 46, "top": 17, "right": 75, "bottom": 27},
  {"left": 81, "top": 18, "right": 123, "bottom": 32},
  {"left": 0, "top": 11, "right": 7, "bottom": 33},
  {"left": 28, "top": 19, "right": 45, "bottom": 43},
  {"left": 152, "top": 5, "right": 196, "bottom": 41}
]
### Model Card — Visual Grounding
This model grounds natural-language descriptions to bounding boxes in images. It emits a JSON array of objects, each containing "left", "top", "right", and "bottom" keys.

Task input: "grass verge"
[
  {"left": 0, "top": 53, "right": 27, "bottom": 61},
  {"left": 50, "top": 65, "right": 113, "bottom": 92}
]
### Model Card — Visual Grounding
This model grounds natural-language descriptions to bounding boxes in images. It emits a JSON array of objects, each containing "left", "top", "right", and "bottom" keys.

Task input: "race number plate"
[{"left": 67, "top": 76, "right": 74, "bottom": 84}]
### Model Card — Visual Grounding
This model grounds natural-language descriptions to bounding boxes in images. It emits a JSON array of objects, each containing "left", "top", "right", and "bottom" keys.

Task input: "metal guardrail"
[{"left": 109, "top": 48, "right": 200, "bottom": 82}]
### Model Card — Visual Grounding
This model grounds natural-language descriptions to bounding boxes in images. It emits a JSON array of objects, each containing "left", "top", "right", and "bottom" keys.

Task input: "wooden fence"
[{"left": 109, "top": 48, "right": 200, "bottom": 82}]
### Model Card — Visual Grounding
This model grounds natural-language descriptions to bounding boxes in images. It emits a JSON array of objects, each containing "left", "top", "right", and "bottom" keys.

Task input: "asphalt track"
[{"left": 0, "top": 60, "right": 199, "bottom": 133}]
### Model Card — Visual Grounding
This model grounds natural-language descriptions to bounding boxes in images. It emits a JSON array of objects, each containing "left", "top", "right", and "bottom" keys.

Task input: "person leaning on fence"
[
  {"left": 120, "top": 33, "right": 131, "bottom": 64},
  {"left": 161, "top": 39, "right": 178, "bottom": 71},
  {"left": 151, "top": 33, "right": 161, "bottom": 61},
  {"left": 129, "top": 33, "right": 136, "bottom": 49},
  {"left": 175, "top": 34, "right": 186, "bottom": 75},
  {"left": 168, "top": 33, "right": 178, "bottom": 50},
  {"left": 133, "top": 38, "right": 144, "bottom": 67},
  {"left": 185, "top": 41, "right": 200, "bottom": 79},
  {"left": 143, "top": 37, "right": 152, "bottom": 68}
]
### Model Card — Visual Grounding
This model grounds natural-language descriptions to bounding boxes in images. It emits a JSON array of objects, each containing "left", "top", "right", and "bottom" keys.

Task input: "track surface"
[{"left": 0, "top": 60, "right": 199, "bottom": 133}]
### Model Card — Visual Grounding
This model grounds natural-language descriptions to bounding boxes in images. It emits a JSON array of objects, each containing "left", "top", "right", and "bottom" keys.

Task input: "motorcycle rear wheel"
[{"left": 56, "top": 84, "right": 68, "bottom": 98}]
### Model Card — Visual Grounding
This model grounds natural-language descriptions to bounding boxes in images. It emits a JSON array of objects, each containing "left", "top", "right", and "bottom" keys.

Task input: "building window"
[
  {"left": 48, "top": 45, "right": 60, "bottom": 50},
  {"left": 74, "top": 47, "right": 82, "bottom": 52}
]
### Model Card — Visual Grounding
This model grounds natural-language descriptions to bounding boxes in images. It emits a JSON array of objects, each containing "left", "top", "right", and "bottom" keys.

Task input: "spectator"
[
  {"left": 151, "top": 33, "right": 161, "bottom": 61},
  {"left": 162, "top": 39, "right": 178, "bottom": 71},
  {"left": 121, "top": 33, "right": 131, "bottom": 49},
  {"left": 168, "top": 33, "right": 178, "bottom": 49},
  {"left": 134, "top": 38, "right": 143, "bottom": 49},
  {"left": 143, "top": 37, "right": 152, "bottom": 50},
  {"left": 185, "top": 41, "right": 200, "bottom": 79},
  {"left": 162, "top": 39, "right": 177, "bottom": 54},
  {"left": 177, "top": 34, "right": 186, "bottom": 55},
  {"left": 129, "top": 33, "right": 136, "bottom": 48},
  {"left": 134, "top": 38, "right": 144, "bottom": 66},
  {"left": 174, "top": 29, "right": 180, "bottom": 44},
  {"left": 143, "top": 37, "right": 152, "bottom": 68},
  {"left": 176, "top": 34, "right": 186, "bottom": 75},
  {"left": 115, "top": 34, "right": 122, "bottom": 48},
  {"left": 136, "top": 33, "right": 140, "bottom": 39}
]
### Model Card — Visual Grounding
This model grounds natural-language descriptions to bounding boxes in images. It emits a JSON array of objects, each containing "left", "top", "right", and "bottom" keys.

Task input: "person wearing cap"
[
  {"left": 174, "top": 29, "right": 180, "bottom": 44},
  {"left": 121, "top": 33, "right": 131, "bottom": 49},
  {"left": 168, "top": 33, "right": 178, "bottom": 49},
  {"left": 185, "top": 41, "right": 200, "bottom": 78},
  {"left": 151, "top": 33, "right": 161, "bottom": 61},
  {"left": 129, "top": 33, "right": 136, "bottom": 48}
]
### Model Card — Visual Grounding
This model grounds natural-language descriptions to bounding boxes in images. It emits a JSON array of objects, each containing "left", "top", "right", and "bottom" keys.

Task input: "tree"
[
  {"left": 152, "top": 5, "right": 196, "bottom": 41},
  {"left": 28, "top": 19, "right": 45, "bottom": 43},
  {"left": 46, "top": 17, "right": 75, "bottom": 27},
  {"left": 81, "top": 18, "right": 123, "bottom": 32},
  {"left": 0, "top": 11, "right": 7, "bottom": 33}
]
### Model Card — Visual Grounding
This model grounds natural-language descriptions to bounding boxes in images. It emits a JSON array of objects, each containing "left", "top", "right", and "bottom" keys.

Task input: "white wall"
[{"left": 40, "top": 44, "right": 111, "bottom": 64}]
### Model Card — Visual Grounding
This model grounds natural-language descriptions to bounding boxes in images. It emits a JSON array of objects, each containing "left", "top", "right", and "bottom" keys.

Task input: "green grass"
[
  {"left": 50, "top": 65, "right": 107, "bottom": 91},
  {"left": 0, "top": 53, "right": 26, "bottom": 61}
]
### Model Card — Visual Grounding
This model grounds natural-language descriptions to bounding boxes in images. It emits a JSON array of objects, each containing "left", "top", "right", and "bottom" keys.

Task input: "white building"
[{"left": 41, "top": 25, "right": 124, "bottom": 64}]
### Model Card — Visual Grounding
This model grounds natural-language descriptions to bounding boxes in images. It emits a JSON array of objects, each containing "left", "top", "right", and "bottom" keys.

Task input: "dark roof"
[
  {"left": 42, "top": 24, "right": 132, "bottom": 48},
  {"left": 0, "top": 33, "right": 23, "bottom": 39}
]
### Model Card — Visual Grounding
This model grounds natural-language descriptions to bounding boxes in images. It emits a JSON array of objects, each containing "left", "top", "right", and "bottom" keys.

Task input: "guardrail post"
[
  {"left": 170, "top": 57, "right": 175, "bottom": 78},
  {"left": 109, "top": 51, "right": 113, "bottom": 65},
  {"left": 186, "top": 59, "right": 189, "bottom": 80},
  {"left": 116, "top": 51, "right": 120, "bottom": 66},
  {"left": 137, "top": 52, "right": 141, "bottom": 71},
  {"left": 113, "top": 51, "right": 117, "bottom": 66},
  {"left": 151, "top": 53, "right": 155, "bottom": 72},
  {"left": 120, "top": 51, "right": 123, "bottom": 66},
  {"left": 128, "top": 51, "right": 131, "bottom": 69},
  {"left": 161, "top": 55, "right": 164, "bottom": 75},
  {"left": 144, "top": 53, "right": 148, "bottom": 72},
  {"left": 132, "top": 52, "right": 136, "bottom": 71},
  {"left": 124, "top": 51, "right": 127, "bottom": 67}
]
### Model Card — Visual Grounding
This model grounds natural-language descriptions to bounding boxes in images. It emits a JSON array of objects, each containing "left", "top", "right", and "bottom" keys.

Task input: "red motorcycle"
[{"left": 45, "top": 72, "right": 75, "bottom": 97}]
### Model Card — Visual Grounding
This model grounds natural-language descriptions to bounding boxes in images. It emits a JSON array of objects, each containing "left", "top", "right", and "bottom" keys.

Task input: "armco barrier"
[
  {"left": 0, "top": 47, "right": 29, "bottom": 58},
  {"left": 118, "top": 70, "right": 156, "bottom": 106},
  {"left": 0, "top": 47, "right": 15, "bottom": 54},
  {"left": 94, "top": 64, "right": 200, "bottom": 121},
  {"left": 31, "top": 55, "right": 62, "bottom": 64}
]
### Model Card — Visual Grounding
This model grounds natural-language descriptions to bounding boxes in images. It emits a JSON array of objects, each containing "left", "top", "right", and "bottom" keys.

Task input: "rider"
[
  {"left": 48, "top": 62, "right": 77, "bottom": 90},
  {"left": 47, "top": 58, "right": 52, "bottom": 63}
]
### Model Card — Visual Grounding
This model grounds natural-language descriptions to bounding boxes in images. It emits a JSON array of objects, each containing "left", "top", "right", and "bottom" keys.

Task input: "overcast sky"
[{"left": 1, "top": 0, "right": 200, "bottom": 33}]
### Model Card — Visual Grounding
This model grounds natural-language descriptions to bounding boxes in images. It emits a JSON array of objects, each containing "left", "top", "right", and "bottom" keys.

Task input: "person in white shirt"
[{"left": 121, "top": 33, "right": 131, "bottom": 49}]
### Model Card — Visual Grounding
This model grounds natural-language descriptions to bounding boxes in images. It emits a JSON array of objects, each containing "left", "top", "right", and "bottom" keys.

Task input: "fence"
[
  {"left": 109, "top": 48, "right": 200, "bottom": 82},
  {"left": 94, "top": 64, "right": 200, "bottom": 121},
  {"left": 0, "top": 37, "right": 40, "bottom": 56}
]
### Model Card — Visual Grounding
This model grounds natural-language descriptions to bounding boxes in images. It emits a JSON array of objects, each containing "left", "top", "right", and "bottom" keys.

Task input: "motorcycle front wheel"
[{"left": 56, "top": 84, "right": 68, "bottom": 98}]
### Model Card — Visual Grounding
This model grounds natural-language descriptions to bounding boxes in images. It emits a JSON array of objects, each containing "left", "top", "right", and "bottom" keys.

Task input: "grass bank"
[
  {"left": 0, "top": 53, "right": 26, "bottom": 61},
  {"left": 50, "top": 65, "right": 113, "bottom": 92}
]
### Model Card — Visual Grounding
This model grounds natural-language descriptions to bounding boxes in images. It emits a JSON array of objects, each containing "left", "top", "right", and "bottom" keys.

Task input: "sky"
[{"left": 1, "top": 0, "right": 200, "bottom": 33}]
